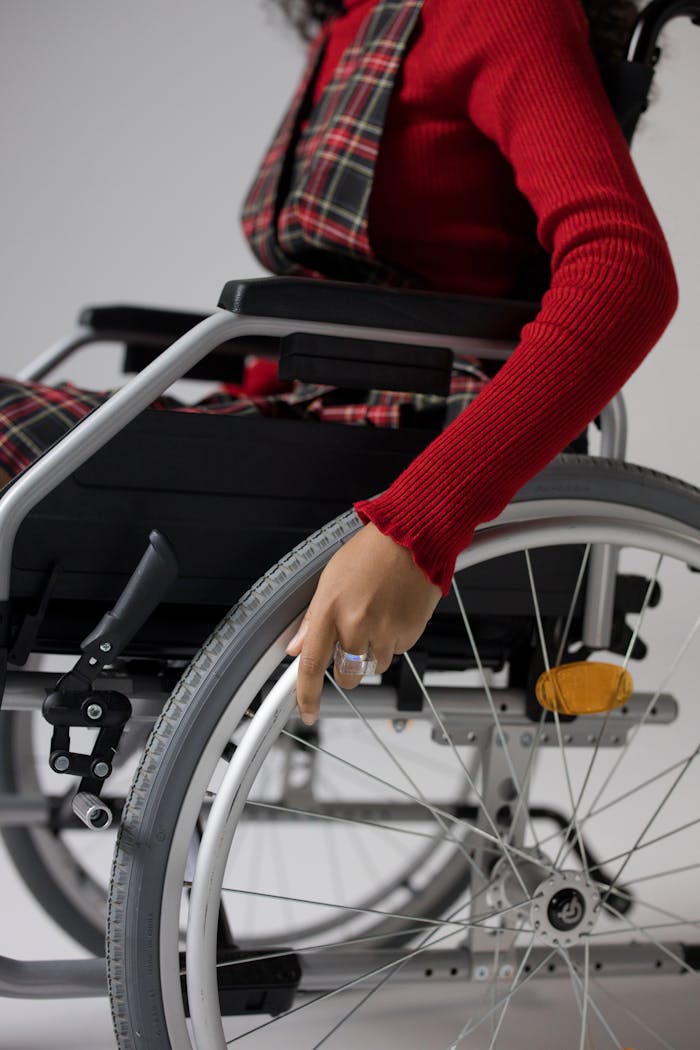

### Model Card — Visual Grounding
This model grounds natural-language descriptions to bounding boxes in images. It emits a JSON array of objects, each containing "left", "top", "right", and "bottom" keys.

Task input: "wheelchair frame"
[{"left": 0, "top": 0, "right": 696, "bottom": 1013}]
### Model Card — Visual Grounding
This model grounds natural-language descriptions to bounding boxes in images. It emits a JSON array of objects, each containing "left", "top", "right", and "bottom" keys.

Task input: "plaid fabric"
[
  {"left": 240, "top": 26, "right": 329, "bottom": 277},
  {"left": 0, "top": 361, "right": 488, "bottom": 482},
  {"left": 241, "top": 0, "right": 424, "bottom": 286}
]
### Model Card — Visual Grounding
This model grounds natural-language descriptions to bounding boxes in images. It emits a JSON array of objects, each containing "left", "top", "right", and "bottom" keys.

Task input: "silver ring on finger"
[{"left": 333, "top": 641, "right": 377, "bottom": 677}]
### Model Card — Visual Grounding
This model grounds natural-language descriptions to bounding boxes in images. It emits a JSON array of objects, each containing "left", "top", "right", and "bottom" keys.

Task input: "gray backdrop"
[{"left": 0, "top": 2, "right": 699, "bottom": 1047}]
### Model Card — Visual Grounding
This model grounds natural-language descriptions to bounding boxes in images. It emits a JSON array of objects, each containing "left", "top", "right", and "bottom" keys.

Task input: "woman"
[
  {"left": 0, "top": 1, "right": 677, "bottom": 723},
  {"left": 258, "top": 0, "right": 679, "bottom": 720}
]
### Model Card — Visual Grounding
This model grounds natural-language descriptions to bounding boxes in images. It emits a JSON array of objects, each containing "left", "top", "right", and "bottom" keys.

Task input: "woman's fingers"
[
  {"left": 286, "top": 610, "right": 311, "bottom": 656},
  {"left": 285, "top": 523, "right": 443, "bottom": 726},
  {"left": 288, "top": 606, "right": 394, "bottom": 723},
  {"left": 294, "top": 610, "right": 336, "bottom": 725}
]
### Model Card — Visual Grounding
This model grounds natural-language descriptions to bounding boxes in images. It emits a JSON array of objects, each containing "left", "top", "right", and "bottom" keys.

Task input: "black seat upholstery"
[{"left": 9, "top": 410, "right": 437, "bottom": 657}]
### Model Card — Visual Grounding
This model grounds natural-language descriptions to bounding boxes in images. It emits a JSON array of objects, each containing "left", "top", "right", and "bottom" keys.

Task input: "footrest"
[{"left": 181, "top": 948, "right": 301, "bottom": 1018}]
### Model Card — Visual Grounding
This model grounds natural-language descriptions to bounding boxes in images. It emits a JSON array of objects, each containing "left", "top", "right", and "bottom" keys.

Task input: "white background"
[{"left": 0, "top": 1, "right": 699, "bottom": 1047}]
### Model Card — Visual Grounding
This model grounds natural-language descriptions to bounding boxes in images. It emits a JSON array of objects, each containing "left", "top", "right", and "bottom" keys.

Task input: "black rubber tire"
[{"left": 107, "top": 456, "right": 700, "bottom": 1050}]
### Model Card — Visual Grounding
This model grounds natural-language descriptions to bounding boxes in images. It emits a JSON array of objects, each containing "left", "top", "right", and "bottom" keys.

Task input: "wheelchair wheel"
[
  {"left": 0, "top": 707, "right": 149, "bottom": 955},
  {"left": 108, "top": 456, "right": 700, "bottom": 1049}
]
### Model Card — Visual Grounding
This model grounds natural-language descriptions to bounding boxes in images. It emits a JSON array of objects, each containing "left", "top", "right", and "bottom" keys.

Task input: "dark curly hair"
[{"left": 270, "top": 0, "right": 639, "bottom": 66}]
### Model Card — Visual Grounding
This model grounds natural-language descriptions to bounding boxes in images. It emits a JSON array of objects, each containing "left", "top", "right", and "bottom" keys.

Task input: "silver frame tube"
[
  {"left": 16, "top": 327, "right": 96, "bottom": 383},
  {"left": 0, "top": 955, "right": 106, "bottom": 999},
  {"left": 582, "top": 392, "right": 628, "bottom": 648}
]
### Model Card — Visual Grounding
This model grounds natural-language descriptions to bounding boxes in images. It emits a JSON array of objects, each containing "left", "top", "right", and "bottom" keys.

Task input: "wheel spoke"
[
  {"left": 506, "top": 707, "right": 547, "bottom": 852},
  {"left": 622, "top": 861, "right": 700, "bottom": 887},
  {"left": 223, "top": 918, "right": 492, "bottom": 1045},
  {"left": 583, "top": 611, "right": 700, "bottom": 823},
  {"left": 589, "top": 812, "right": 700, "bottom": 872},
  {"left": 214, "top": 883, "right": 470, "bottom": 931},
  {"left": 604, "top": 901, "right": 700, "bottom": 979},
  {"left": 578, "top": 941, "right": 590, "bottom": 1050},
  {"left": 278, "top": 728, "right": 551, "bottom": 878},
  {"left": 592, "top": 878, "right": 700, "bottom": 934},
  {"left": 590, "top": 972, "right": 680, "bottom": 1050},
  {"left": 523, "top": 750, "right": 698, "bottom": 859},
  {"left": 526, "top": 544, "right": 590, "bottom": 866},
  {"left": 524, "top": 549, "right": 588, "bottom": 874},
  {"left": 483, "top": 935, "right": 537, "bottom": 1050},
  {"left": 325, "top": 671, "right": 492, "bottom": 887},
  {"left": 560, "top": 949, "right": 620, "bottom": 1049},
  {"left": 451, "top": 579, "right": 542, "bottom": 852},
  {"left": 309, "top": 869, "right": 487, "bottom": 1048},
  {"left": 213, "top": 882, "right": 535, "bottom": 935},
  {"left": 208, "top": 922, "right": 469, "bottom": 974},
  {"left": 551, "top": 707, "right": 612, "bottom": 871},
  {"left": 310, "top": 979, "right": 385, "bottom": 1048},
  {"left": 581, "top": 751, "right": 698, "bottom": 827},
  {"left": 589, "top": 919, "right": 700, "bottom": 935},
  {"left": 555, "top": 555, "right": 665, "bottom": 871},
  {"left": 603, "top": 746, "right": 699, "bottom": 900},
  {"left": 402, "top": 650, "right": 530, "bottom": 899},
  {"left": 555, "top": 543, "right": 591, "bottom": 667},
  {"left": 448, "top": 946, "right": 557, "bottom": 1049}
]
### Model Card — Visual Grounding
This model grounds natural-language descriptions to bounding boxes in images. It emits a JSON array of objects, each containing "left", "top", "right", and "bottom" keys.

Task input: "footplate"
[{"left": 181, "top": 948, "right": 301, "bottom": 1018}]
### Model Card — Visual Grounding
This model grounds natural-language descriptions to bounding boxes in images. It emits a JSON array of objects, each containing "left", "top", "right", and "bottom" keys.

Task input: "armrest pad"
[
  {"left": 279, "top": 333, "right": 453, "bottom": 396},
  {"left": 78, "top": 304, "right": 211, "bottom": 344},
  {"left": 219, "top": 277, "right": 539, "bottom": 342},
  {"left": 79, "top": 304, "right": 273, "bottom": 384}
]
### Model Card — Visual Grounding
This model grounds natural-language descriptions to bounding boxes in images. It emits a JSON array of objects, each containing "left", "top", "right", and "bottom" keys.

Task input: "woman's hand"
[{"left": 286, "top": 522, "right": 442, "bottom": 724}]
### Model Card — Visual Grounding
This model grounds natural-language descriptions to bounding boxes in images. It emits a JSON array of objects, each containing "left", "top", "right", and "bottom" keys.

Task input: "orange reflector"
[{"left": 535, "top": 661, "right": 633, "bottom": 715}]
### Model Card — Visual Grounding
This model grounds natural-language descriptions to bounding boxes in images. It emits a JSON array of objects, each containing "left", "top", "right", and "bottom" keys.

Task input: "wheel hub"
[
  {"left": 531, "top": 871, "right": 599, "bottom": 947},
  {"left": 489, "top": 850, "right": 550, "bottom": 919}
]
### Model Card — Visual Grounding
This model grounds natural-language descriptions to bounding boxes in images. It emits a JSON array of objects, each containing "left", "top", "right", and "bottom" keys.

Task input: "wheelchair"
[{"left": 1, "top": 1, "right": 699, "bottom": 1046}]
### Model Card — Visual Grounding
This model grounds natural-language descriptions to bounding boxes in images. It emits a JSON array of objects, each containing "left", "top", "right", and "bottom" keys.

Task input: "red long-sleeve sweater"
[{"left": 310, "top": 0, "right": 677, "bottom": 594}]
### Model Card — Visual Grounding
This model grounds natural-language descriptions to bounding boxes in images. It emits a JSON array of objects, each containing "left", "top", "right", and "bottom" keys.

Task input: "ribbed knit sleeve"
[{"left": 354, "top": 0, "right": 678, "bottom": 594}]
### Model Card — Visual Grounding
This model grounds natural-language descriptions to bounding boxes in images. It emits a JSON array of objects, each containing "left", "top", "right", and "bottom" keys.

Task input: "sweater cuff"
[{"left": 354, "top": 494, "right": 470, "bottom": 596}]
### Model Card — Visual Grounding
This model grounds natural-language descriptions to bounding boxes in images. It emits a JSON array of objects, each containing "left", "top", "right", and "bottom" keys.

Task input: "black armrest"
[
  {"left": 78, "top": 304, "right": 275, "bottom": 384},
  {"left": 85, "top": 276, "right": 539, "bottom": 392},
  {"left": 279, "top": 332, "right": 453, "bottom": 396},
  {"left": 218, "top": 277, "right": 541, "bottom": 394},
  {"left": 219, "top": 277, "right": 539, "bottom": 342},
  {"left": 78, "top": 304, "right": 211, "bottom": 341}
]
